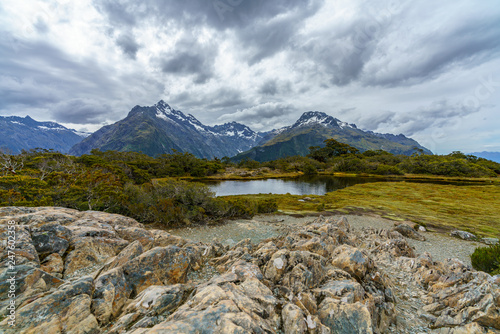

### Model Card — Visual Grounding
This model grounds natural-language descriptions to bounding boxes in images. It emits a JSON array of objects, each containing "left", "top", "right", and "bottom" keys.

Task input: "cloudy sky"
[{"left": 1, "top": 0, "right": 499, "bottom": 154}]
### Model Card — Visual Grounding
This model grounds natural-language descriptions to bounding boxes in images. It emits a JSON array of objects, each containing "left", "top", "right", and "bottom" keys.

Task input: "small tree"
[{"left": 308, "top": 139, "right": 359, "bottom": 162}]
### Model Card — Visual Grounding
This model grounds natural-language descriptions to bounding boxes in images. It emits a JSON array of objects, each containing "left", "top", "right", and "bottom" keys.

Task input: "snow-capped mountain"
[
  {"left": 69, "top": 101, "right": 264, "bottom": 158},
  {"left": 0, "top": 115, "right": 87, "bottom": 154},
  {"left": 233, "top": 111, "right": 432, "bottom": 162},
  {"left": 290, "top": 111, "right": 357, "bottom": 130}
]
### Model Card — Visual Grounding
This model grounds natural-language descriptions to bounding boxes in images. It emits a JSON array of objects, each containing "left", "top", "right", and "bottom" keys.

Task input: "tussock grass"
[{"left": 225, "top": 182, "right": 500, "bottom": 238}]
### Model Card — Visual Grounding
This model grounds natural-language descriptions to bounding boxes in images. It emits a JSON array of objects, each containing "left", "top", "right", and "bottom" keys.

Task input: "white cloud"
[{"left": 0, "top": 0, "right": 499, "bottom": 154}]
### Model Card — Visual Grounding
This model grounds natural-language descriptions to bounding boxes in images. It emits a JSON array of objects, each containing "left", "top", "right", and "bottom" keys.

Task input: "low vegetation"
[
  {"left": 227, "top": 182, "right": 500, "bottom": 237},
  {"left": 233, "top": 139, "right": 500, "bottom": 178},
  {"left": 471, "top": 245, "right": 500, "bottom": 275},
  {"left": 0, "top": 143, "right": 498, "bottom": 230},
  {"left": 0, "top": 149, "right": 276, "bottom": 226}
]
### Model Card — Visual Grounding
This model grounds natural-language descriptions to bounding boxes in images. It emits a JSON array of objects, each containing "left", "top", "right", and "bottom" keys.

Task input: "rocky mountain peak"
[
  {"left": 292, "top": 111, "right": 341, "bottom": 128},
  {"left": 155, "top": 100, "right": 175, "bottom": 114}
]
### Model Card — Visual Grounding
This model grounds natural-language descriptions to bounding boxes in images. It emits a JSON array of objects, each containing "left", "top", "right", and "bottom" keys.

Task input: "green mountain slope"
[{"left": 232, "top": 112, "right": 431, "bottom": 162}]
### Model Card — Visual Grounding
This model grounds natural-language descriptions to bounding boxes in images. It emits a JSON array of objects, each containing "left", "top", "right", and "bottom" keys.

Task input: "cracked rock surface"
[{"left": 1, "top": 207, "right": 499, "bottom": 333}]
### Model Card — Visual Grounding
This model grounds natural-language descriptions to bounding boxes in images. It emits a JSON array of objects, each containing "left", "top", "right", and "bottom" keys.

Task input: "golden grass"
[{"left": 225, "top": 182, "right": 500, "bottom": 238}]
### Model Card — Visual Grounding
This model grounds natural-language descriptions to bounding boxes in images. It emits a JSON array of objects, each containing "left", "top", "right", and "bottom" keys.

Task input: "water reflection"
[
  {"left": 205, "top": 175, "right": 393, "bottom": 196},
  {"left": 204, "top": 175, "right": 487, "bottom": 196}
]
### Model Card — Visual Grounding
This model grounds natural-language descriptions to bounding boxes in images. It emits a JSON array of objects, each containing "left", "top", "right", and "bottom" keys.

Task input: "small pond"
[{"left": 203, "top": 175, "right": 489, "bottom": 196}]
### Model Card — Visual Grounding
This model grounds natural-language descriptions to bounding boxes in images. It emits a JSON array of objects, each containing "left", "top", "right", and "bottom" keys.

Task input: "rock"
[
  {"left": 228, "top": 260, "right": 264, "bottom": 281},
  {"left": 40, "top": 253, "right": 64, "bottom": 274},
  {"left": 473, "top": 302, "right": 500, "bottom": 329},
  {"left": 31, "top": 222, "right": 72, "bottom": 258},
  {"left": 3, "top": 206, "right": 499, "bottom": 333},
  {"left": 419, "top": 225, "right": 427, "bottom": 232},
  {"left": 481, "top": 238, "right": 499, "bottom": 245},
  {"left": 451, "top": 230, "right": 477, "bottom": 241},
  {"left": 282, "top": 303, "right": 308, "bottom": 333},
  {"left": 64, "top": 236, "right": 129, "bottom": 278},
  {"left": 318, "top": 298, "right": 373, "bottom": 334},
  {"left": 0, "top": 266, "right": 65, "bottom": 316},
  {"left": 314, "top": 279, "right": 365, "bottom": 304},
  {"left": 379, "top": 239, "right": 416, "bottom": 258},
  {"left": 431, "top": 322, "right": 488, "bottom": 333},
  {"left": 100, "top": 240, "right": 144, "bottom": 273},
  {"left": 331, "top": 245, "right": 375, "bottom": 281},
  {"left": 140, "top": 281, "right": 278, "bottom": 333},
  {"left": 0, "top": 225, "right": 39, "bottom": 266},
  {"left": 150, "top": 229, "right": 187, "bottom": 247},
  {"left": 121, "top": 246, "right": 192, "bottom": 295},
  {"left": 92, "top": 267, "right": 131, "bottom": 323},
  {"left": 392, "top": 223, "right": 426, "bottom": 241},
  {"left": 264, "top": 249, "right": 289, "bottom": 283},
  {"left": 114, "top": 225, "right": 155, "bottom": 247},
  {"left": 125, "top": 284, "right": 188, "bottom": 316},
  {"left": 0, "top": 276, "right": 99, "bottom": 334}
]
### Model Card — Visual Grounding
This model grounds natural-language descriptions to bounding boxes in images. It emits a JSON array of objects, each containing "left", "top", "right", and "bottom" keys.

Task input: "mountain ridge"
[
  {"left": 69, "top": 100, "right": 264, "bottom": 158},
  {"left": 232, "top": 111, "right": 432, "bottom": 162},
  {"left": 0, "top": 115, "right": 87, "bottom": 154}
]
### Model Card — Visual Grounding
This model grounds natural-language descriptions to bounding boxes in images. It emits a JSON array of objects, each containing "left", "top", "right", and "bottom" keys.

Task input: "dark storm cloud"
[
  {"left": 116, "top": 33, "right": 140, "bottom": 59},
  {"left": 94, "top": 0, "right": 322, "bottom": 30},
  {"left": 0, "top": 35, "right": 158, "bottom": 124},
  {"left": 259, "top": 80, "right": 278, "bottom": 96},
  {"left": 362, "top": 16, "right": 500, "bottom": 86},
  {"left": 359, "top": 101, "right": 480, "bottom": 135},
  {"left": 171, "top": 88, "right": 245, "bottom": 110},
  {"left": 258, "top": 79, "right": 293, "bottom": 96},
  {"left": 94, "top": 0, "right": 323, "bottom": 64},
  {"left": 51, "top": 99, "right": 111, "bottom": 124},
  {"left": 218, "top": 102, "right": 293, "bottom": 123},
  {"left": 159, "top": 38, "right": 218, "bottom": 84},
  {"left": 290, "top": 2, "right": 500, "bottom": 88},
  {"left": 206, "top": 88, "right": 245, "bottom": 109}
]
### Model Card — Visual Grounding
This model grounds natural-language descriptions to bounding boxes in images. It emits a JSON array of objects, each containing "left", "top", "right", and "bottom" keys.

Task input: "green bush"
[
  {"left": 223, "top": 198, "right": 258, "bottom": 218},
  {"left": 373, "top": 164, "right": 404, "bottom": 175},
  {"left": 470, "top": 245, "right": 500, "bottom": 275},
  {"left": 257, "top": 198, "right": 278, "bottom": 213}
]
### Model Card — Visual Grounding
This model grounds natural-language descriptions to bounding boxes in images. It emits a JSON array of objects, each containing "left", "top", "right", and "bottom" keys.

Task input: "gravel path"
[{"left": 170, "top": 214, "right": 483, "bottom": 266}]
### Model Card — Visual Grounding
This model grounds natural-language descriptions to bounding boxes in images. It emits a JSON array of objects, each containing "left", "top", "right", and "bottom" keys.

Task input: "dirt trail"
[{"left": 170, "top": 214, "right": 483, "bottom": 266}]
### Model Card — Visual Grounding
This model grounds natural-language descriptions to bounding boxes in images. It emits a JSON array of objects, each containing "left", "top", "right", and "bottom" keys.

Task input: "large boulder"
[
  {"left": 392, "top": 223, "right": 426, "bottom": 241},
  {"left": 318, "top": 298, "right": 373, "bottom": 334},
  {"left": 121, "top": 246, "right": 192, "bottom": 295},
  {"left": 331, "top": 245, "right": 375, "bottom": 281}
]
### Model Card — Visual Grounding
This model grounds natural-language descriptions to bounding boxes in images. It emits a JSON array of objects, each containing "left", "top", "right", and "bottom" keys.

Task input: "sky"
[{"left": 0, "top": 0, "right": 499, "bottom": 155}]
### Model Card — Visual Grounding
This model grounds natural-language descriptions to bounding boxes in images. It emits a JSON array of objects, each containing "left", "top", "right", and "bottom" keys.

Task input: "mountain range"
[
  {"left": 69, "top": 101, "right": 265, "bottom": 158},
  {"left": 469, "top": 152, "right": 500, "bottom": 163},
  {"left": 231, "top": 111, "right": 432, "bottom": 162},
  {"left": 0, "top": 115, "right": 87, "bottom": 154},
  {"left": 2, "top": 101, "right": 433, "bottom": 160}
]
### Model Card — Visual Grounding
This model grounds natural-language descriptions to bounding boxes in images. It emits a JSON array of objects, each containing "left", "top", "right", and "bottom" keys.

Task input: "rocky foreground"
[{"left": 0, "top": 207, "right": 499, "bottom": 333}]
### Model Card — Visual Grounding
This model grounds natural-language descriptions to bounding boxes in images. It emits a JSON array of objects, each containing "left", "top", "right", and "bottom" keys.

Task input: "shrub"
[
  {"left": 470, "top": 245, "right": 500, "bottom": 275},
  {"left": 223, "top": 198, "right": 257, "bottom": 218},
  {"left": 373, "top": 164, "right": 404, "bottom": 175},
  {"left": 257, "top": 198, "right": 278, "bottom": 213}
]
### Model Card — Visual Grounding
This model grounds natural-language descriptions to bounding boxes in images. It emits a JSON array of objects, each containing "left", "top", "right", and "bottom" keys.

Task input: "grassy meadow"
[{"left": 223, "top": 181, "right": 500, "bottom": 238}]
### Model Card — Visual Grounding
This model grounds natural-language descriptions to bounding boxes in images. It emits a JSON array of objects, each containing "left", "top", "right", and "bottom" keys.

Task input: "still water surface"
[{"left": 205, "top": 175, "right": 486, "bottom": 196}]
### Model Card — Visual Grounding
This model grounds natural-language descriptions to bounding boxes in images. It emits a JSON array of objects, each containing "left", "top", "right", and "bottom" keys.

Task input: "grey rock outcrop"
[{"left": 0, "top": 208, "right": 498, "bottom": 334}]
